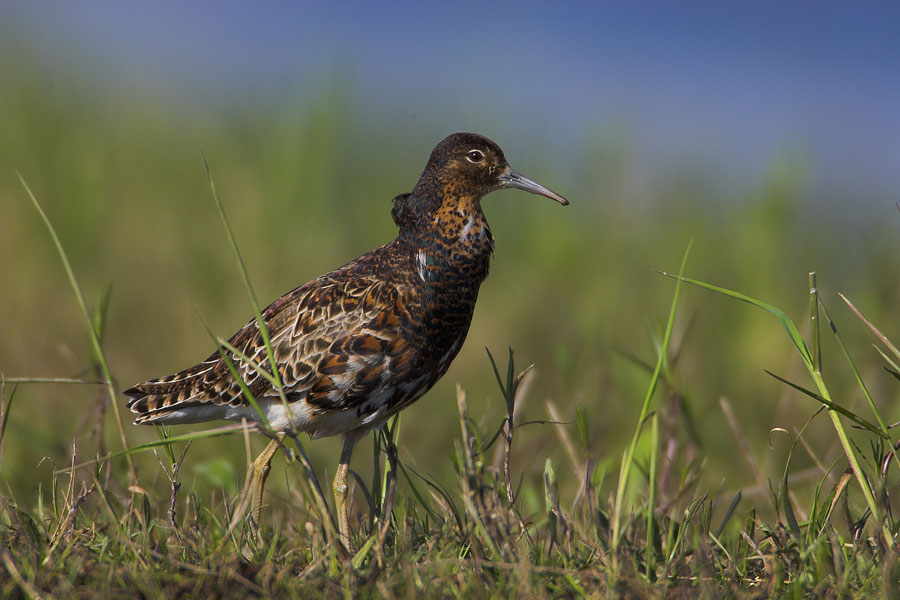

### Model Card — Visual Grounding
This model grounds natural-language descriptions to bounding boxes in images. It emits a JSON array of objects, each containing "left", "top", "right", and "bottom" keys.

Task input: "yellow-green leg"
[
  {"left": 250, "top": 432, "right": 286, "bottom": 530},
  {"left": 333, "top": 434, "right": 357, "bottom": 549}
]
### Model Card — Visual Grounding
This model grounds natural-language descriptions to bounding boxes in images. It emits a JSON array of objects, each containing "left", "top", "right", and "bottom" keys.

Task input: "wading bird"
[{"left": 125, "top": 132, "right": 568, "bottom": 547}]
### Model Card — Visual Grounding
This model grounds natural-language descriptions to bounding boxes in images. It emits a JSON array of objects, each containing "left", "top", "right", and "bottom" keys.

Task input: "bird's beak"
[{"left": 498, "top": 168, "right": 569, "bottom": 206}]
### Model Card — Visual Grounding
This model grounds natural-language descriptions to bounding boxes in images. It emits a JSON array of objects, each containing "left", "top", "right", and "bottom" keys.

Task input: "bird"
[{"left": 124, "top": 132, "right": 568, "bottom": 547}]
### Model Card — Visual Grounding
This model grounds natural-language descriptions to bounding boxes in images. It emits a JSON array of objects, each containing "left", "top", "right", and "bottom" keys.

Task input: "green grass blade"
[
  {"left": 674, "top": 272, "right": 891, "bottom": 547},
  {"left": 405, "top": 466, "right": 462, "bottom": 530},
  {"left": 818, "top": 295, "right": 900, "bottom": 481},
  {"left": 0, "top": 385, "right": 18, "bottom": 471},
  {"left": 57, "top": 423, "right": 255, "bottom": 473},
  {"left": 763, "top": 371, "right": 886, "bottom": 437},
  {"left": 0, "top": 378, "right": 107, "bottom": 385},
  {"left": 780, "top": 439, "right": 802, "bottom": 541},
  {"left": 663, "top": 273, "right": 813, "bottom": 366},
  {"left": 193, "top": 309, "right": 272, "bottom": 430},
  {"left": 215, "top": 338, "right": 281, "bottom": 389},
  {"left": 645, "top": 411, "right": 659, "bottom": 579},
  {"left": 504, "top": 346, "right": 515, "bottom": 415},
  {"left": 809, "top": 272, "right": 821, "bottom": 373},
  {"left": 485, "top": 347, "right": 507, "bottom": 398},
  {"left": 714, "top": 491, "right": 742, "bottom": 538},
  {"left": 611, "top": 239, "right": 692, "bottom": 557},
  {"left": 201, "top": 154, "right": 283, "bottom": 390},
  {"left": 874, "top": 346, "right": 900, "bottom": 377},
  {"left": 18, "top": 173, "right": 135, "bottom": 480}
]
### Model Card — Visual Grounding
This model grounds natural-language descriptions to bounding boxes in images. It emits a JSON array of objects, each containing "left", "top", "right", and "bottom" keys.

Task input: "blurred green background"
[{"left": 2, "top": 3, "right": 899, "bottom": 519}]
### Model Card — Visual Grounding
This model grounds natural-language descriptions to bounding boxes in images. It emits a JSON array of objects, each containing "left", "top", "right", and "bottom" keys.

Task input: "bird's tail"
[{"left": 124, "top": 360, "right": 215, "bottom": 423}]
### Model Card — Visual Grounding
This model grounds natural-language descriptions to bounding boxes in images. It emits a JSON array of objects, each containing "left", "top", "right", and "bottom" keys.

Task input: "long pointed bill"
[{"left": 498, "top": 168, "right": 569, "bottom": 206}]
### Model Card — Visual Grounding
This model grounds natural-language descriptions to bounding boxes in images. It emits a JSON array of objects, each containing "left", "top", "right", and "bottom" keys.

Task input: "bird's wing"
[{"left": 125, "top": 273, "right": 416, "bottom": 423}]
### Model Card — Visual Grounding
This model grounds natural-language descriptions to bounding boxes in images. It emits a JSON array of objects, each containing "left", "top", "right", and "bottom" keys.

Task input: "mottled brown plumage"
[{"left": 124, "top": 132, "right": 567, "bottom": 544}]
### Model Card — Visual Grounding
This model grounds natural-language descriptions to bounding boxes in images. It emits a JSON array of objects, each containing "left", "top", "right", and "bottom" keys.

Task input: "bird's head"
[{"left": 418, "top": 132, "right": 569, "bottom": 207}]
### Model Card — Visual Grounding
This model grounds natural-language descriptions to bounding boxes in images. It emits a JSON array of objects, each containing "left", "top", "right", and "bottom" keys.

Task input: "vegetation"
[{"left": 3, "top": 56, "right": 900, "bottom": 597}]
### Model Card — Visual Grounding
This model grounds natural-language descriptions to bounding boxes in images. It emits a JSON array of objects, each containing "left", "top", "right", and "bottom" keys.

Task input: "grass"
[
  {"left": 4, "top": 176, "right": 900, "bottom": 598},
  {"left": 5, "top": 58, "right": 900, "bottom": 596}
]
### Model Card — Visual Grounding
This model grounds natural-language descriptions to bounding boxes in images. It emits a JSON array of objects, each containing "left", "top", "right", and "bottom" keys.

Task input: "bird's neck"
[
  {"left": 430, "top": 196, "right": 494, "bottom": 256},
  {"left": 398, "top": 192, "right": 494, "bottom": 284}
]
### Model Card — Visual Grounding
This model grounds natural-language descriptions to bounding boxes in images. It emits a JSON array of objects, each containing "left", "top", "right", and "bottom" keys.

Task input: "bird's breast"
[{"left": 403, "top": 243, "right": 488, "bottom": 366}]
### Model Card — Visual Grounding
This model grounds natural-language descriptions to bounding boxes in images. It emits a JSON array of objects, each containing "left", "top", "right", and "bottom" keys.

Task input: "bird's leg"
[
  {"left": 250, "top": 432, "right": 286, "bottom": 532},
  {"left": 333, "top": 433, "right": 357, "bottom": 550}
]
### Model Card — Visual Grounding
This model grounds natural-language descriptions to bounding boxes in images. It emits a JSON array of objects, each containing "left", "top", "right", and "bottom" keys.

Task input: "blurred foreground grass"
[{"left": 3, "top": 58, "right": 900, "bottom": 595}]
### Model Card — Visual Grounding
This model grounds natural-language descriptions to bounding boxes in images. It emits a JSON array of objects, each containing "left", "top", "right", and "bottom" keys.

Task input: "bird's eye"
[{"left": 466, "top": 149, "right": 485, "bottom": 164}]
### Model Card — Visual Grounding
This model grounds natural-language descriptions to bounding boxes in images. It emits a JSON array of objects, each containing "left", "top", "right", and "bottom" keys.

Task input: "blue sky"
[{"left": 4, "top": 1, "right": 900, "bottom": 200}]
